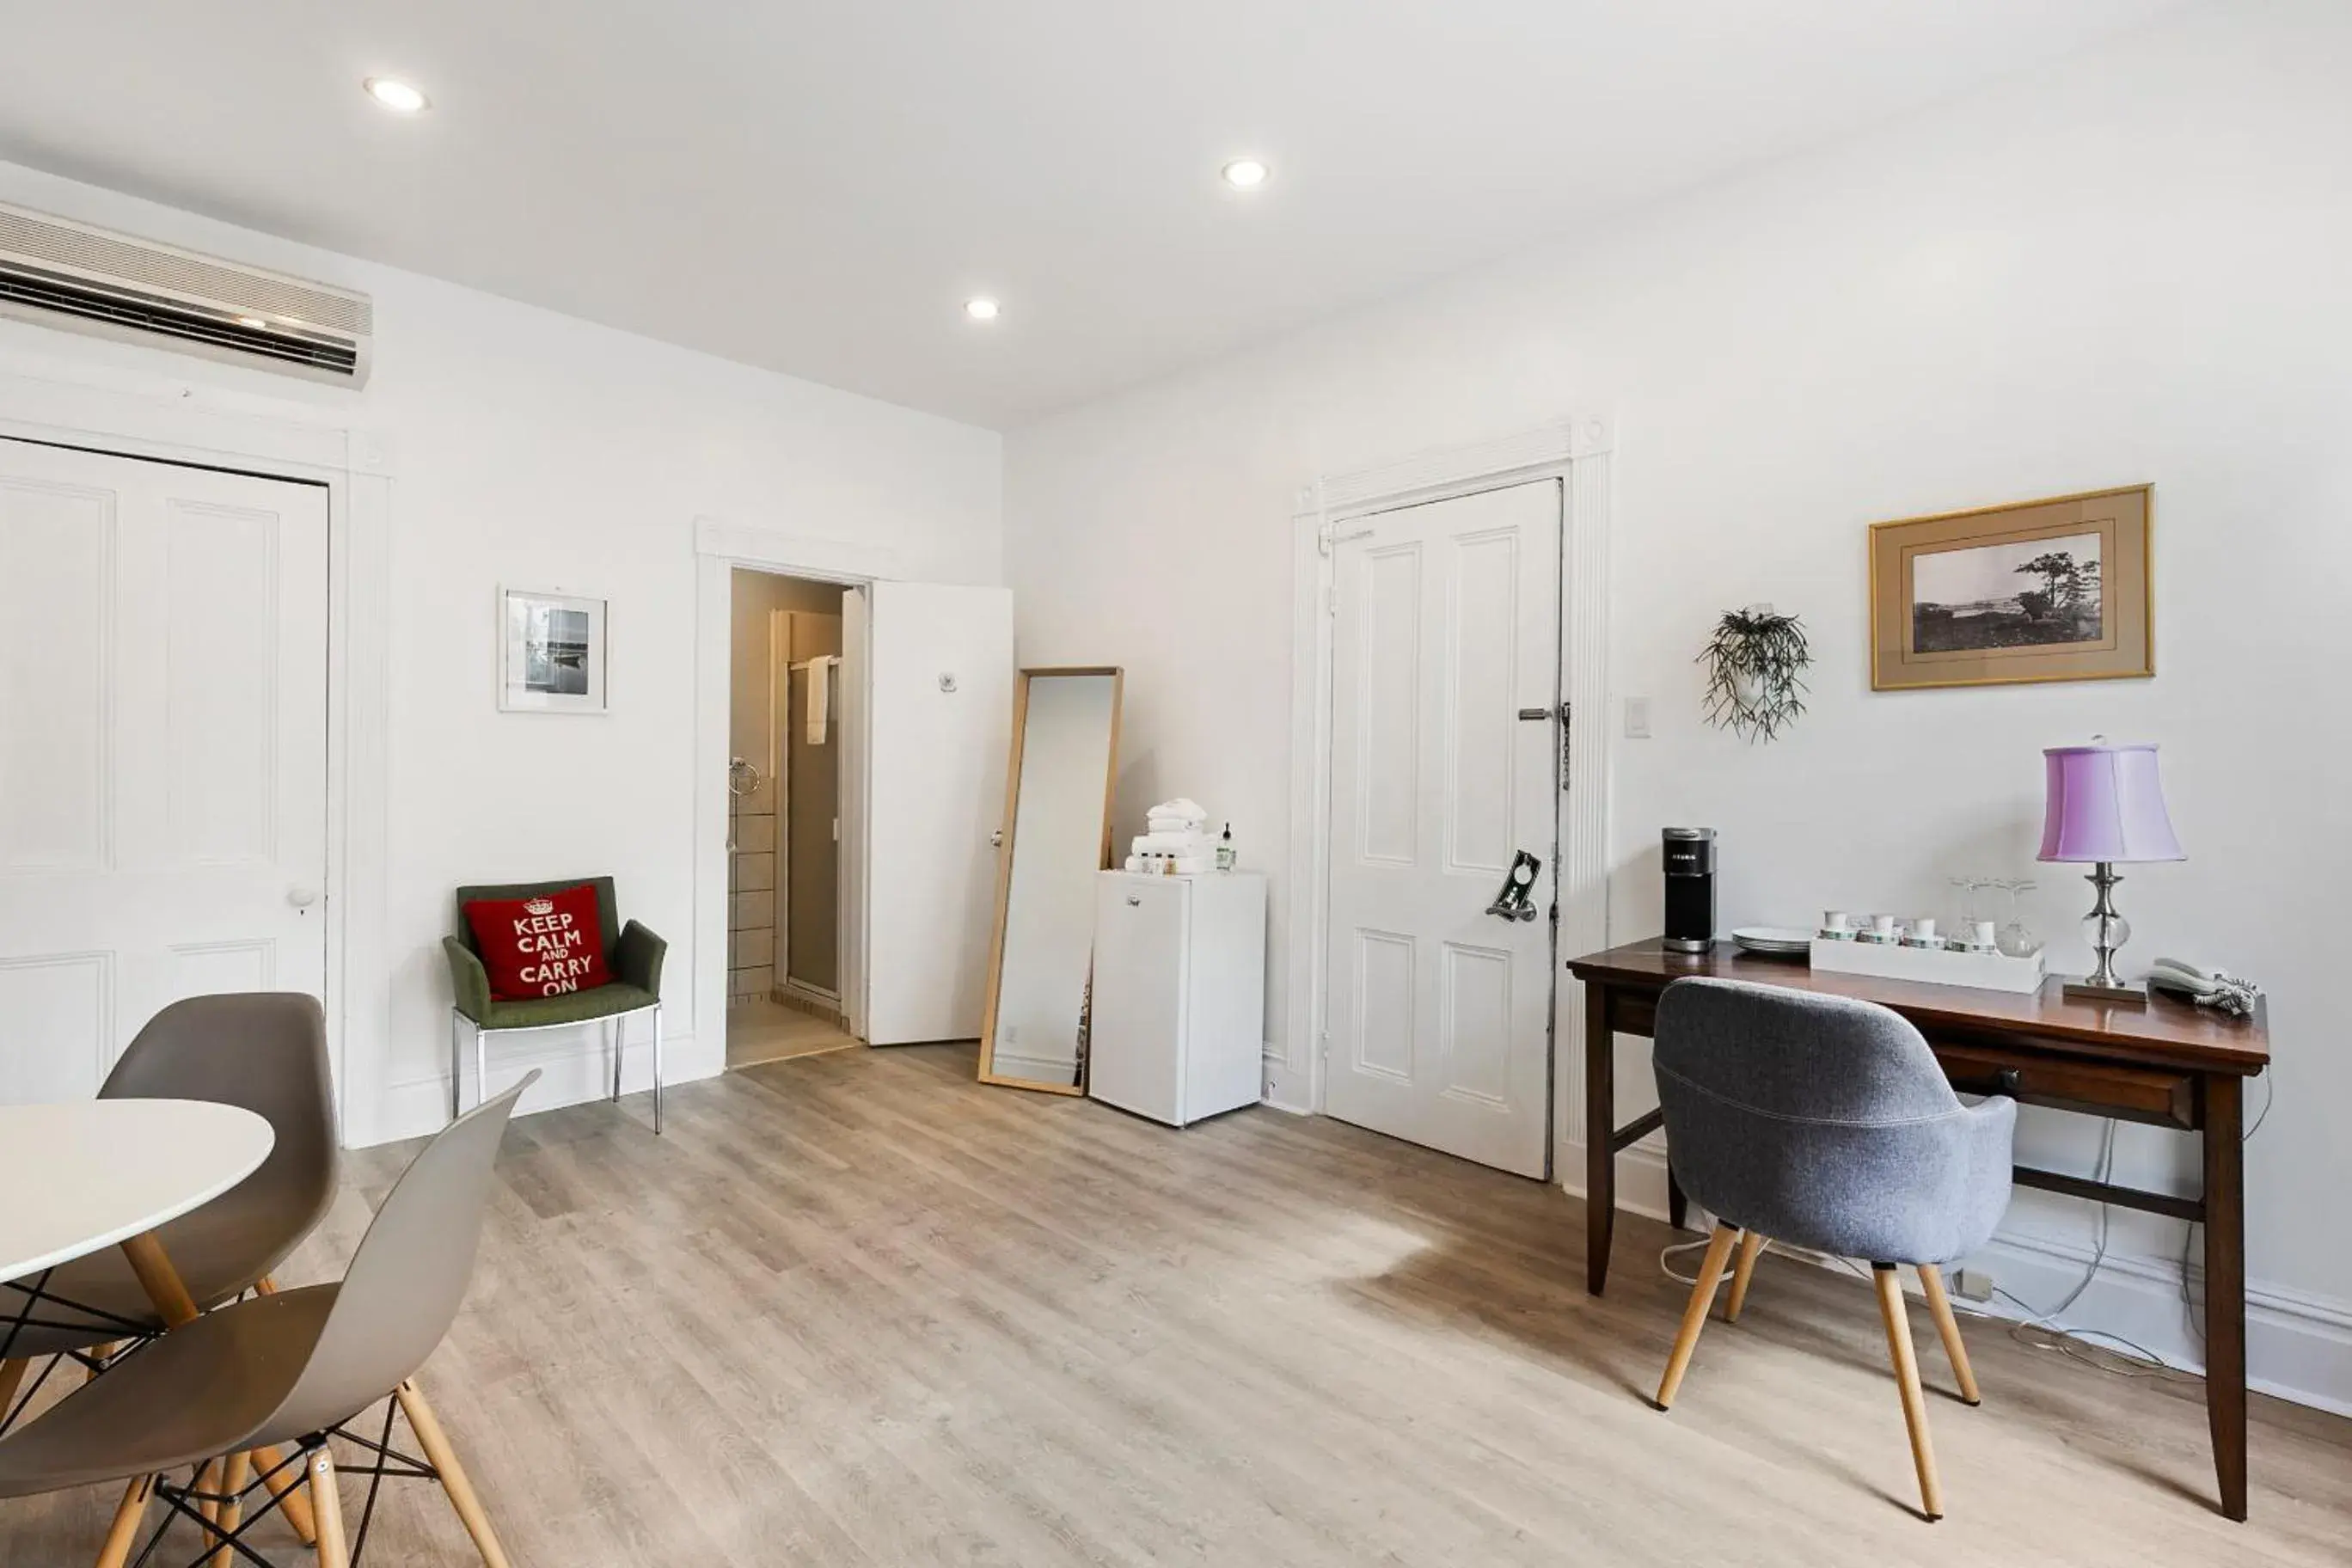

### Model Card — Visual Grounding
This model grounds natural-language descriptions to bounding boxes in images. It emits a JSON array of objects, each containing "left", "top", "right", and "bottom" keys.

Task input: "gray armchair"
[
  {"left": 1646, "top": 977, "right": 2015, "bottom": 1521},
  {"left": 444, "top": 876, "right": 666, "bottom": 1133}
]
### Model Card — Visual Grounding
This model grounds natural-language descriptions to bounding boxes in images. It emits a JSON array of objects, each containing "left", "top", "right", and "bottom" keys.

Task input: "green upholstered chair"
[{"left": 442, "top": 876, "right": 667, "bottom": 1133}]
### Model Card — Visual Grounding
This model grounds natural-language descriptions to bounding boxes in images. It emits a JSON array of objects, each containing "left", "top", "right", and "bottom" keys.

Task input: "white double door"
[
  {"left": 1325, "top": 480, "right": 1560, "bottom": 1179},
  {"left": 0, "top": 438, "right": 328, "bottom": 1104}
]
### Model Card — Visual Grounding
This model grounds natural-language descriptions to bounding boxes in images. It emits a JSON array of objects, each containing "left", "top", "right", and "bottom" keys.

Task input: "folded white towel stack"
[{"left": 1132, "top": 797, "right": 1216, "bottom": 873}]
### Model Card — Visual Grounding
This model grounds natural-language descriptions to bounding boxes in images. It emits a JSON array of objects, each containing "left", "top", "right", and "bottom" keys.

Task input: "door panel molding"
[{"left": 1280, "top": 419, "right": 1614, "bottom": 1186}]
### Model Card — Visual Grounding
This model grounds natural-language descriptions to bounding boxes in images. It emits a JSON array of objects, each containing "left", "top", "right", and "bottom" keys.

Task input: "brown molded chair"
[
  {"left": 444, "top": 876, "right": 665, "bottom": 1133},
  {"left": 0, "top": 1075, "right": 535, "bottom": 1568}
]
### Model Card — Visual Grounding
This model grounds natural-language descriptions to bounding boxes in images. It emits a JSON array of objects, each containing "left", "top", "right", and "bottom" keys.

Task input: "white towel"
[
  {"left": 1146, "top": 797, "right": 1208, "bottom": 829},
  {"left": 803, "top": 655, "right": 837, "bottom": 744}
]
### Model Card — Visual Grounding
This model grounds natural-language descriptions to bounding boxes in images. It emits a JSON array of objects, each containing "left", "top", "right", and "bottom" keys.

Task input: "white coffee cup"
[
  {"left": 1972, "top": 920, "right": 1997, "bottom": 947},
  {"left": 1823, "top": 910, "right": 1851, "bottom": 932},
  {"left": 1912, "top": 917, "right": 1938, "bottom": 940},
  {"left": 1871, "top": 913, "right": 1898, "bottom": 937}
]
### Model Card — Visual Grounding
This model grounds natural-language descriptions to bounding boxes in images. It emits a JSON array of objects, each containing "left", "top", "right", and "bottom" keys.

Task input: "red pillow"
[{"left": 463, "top": 885, "right": 611, "bottom": 1001}]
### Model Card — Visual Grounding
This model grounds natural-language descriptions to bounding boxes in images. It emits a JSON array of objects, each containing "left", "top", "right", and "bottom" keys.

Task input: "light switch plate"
[{"left": 1624, "top": 697, "right": 1652, "bottom": 738}]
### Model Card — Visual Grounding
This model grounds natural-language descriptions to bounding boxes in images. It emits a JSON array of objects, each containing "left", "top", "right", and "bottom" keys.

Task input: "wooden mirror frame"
[{"left": 977, "top": 666, "right": 1124, "bottom": 1094}]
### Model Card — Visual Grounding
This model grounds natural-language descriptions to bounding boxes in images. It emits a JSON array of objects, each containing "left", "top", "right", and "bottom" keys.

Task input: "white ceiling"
[{"left": 0, "top": 2, "right": 2177, "bottom": 428}]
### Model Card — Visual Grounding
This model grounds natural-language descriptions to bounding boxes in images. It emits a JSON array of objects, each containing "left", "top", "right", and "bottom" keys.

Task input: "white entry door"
[
  {"left": 1325, "top": 480, "right": 1560, "bottom": 1178},
  {"left": 0, "top": 438, "right": 328, "bottom": 1105},
  {"left": 860, "top": 580, "right": 1014, "bottom": 1045}
]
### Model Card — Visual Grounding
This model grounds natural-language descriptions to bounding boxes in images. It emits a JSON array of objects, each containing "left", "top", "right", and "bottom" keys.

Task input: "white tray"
[{"left": 1809, "top": 937, "right": 2045, "bottom": 994}]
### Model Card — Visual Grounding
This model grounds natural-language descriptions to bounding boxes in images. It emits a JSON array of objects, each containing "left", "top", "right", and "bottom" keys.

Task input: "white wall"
[
  {"left": 0, "top": 158, "right": 1001, "bottom": 1147},
  {"left": 1004, "top": 1, "right": 2352, "bottom": 1409}
]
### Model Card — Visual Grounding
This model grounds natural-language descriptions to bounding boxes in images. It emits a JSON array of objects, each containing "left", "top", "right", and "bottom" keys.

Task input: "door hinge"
[
  {"left": 1324, "top": 584, "right": 1338, "bottom": 616},
  {"left": 1559, "top": 701, "right": 1573, "bottom": 792}
]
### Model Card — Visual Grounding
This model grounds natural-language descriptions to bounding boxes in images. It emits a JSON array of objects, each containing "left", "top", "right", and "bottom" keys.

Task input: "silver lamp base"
[
  {"left": 2064, "top": 861, "right": 2147, "bottom": 1006},
  {"left": 2061, "top": 977, "right": 2149, "bottom": 1006}
]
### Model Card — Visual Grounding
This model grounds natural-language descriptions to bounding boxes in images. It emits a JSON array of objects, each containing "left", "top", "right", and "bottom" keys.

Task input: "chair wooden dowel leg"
[
  {"left": 93, "top": 1474, "right": 155, "bottom": 1568},
  {"left": 208, "top": 1450, "right": 251, "bottom": 1568},
  {"left": 1874, "top": 1265, "right": 1945, "bottom": 1521},
  {"left": 1724, "top": 1230, "right": 1766, "bottom": 1323},
  {"left": 1654, "top": 1223, "right": 1738, "bottom": 1411},
  {"left": 253, "top": 1443, "right": 319, "bottom": 1545},
  {"left": 0, "top": 1357, "right": 27, "bottom": 1421},
  {"left": 1917, "top": 1265, "right": 1981, "bottom": 1406},
  {"left": 396, "top": 1378, "right": 514, "bottom": 1568},
  {"left": 309, "top": 1445, "right": 350, "bottom": 1568},
  {"left": 192, "top": 1457, "right": 225, "bottom": 1549}
]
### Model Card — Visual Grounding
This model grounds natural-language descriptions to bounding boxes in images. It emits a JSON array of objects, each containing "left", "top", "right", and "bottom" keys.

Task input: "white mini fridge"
[{"left": 1088, "top": 871, "right": 1266, "bottom": 1127}]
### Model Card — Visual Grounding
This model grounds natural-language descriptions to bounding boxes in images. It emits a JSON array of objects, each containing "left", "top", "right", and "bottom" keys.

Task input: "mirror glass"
[{"left": 979, "top": 669, "right": 1122, "bottom": 1093}]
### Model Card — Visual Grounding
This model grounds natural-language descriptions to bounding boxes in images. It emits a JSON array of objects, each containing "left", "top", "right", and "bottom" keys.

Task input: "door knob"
[
  {"left": 287, "top": 886, "right": 321, "bottom": 910},
  {"left": 1485, "top": 852, "right": 1541, "bottom": 922}
]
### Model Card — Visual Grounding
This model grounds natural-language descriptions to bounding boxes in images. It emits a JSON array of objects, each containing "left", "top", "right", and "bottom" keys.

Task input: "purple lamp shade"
[{"left": 2037, "top": 743, "right": 2184, "bottom": 864}]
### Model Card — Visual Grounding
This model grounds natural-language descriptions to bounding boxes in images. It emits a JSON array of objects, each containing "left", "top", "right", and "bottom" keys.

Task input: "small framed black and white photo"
[{"left": 499, "top": 587, "right": 607, "bottom": 714}]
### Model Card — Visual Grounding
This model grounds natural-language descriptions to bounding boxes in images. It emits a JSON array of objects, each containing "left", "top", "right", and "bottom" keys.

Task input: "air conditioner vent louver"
[{"left": 0, "top": 202, "right": 371, "bottom": 386}]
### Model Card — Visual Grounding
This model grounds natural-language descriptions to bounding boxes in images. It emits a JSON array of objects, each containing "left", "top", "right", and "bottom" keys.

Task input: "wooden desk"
[{"left": 1565, "top": 938, "right": 2270, "bottom": 1521}]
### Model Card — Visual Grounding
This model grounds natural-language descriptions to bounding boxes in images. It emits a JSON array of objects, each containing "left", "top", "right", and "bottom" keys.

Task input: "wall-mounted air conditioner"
[{"left": 0, "top": 202, "right": 372, "bottom": 387}]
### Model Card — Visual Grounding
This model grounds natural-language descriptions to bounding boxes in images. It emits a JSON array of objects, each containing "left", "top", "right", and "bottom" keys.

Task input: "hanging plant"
[{"left": 1698, "top": 605, "right": 1810, "bottom": 742}]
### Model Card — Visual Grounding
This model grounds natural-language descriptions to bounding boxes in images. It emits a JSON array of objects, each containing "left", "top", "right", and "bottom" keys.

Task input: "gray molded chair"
[
  {"left": 444, "top": 876, "right": 666, "bottom": 1133},
  {"left": 1, "top": 994, "right": 338, "bottom": 1371},
  {"left": 0, "top": 1074, "right": 534, "bottom": 1568},
  {"left": 1646, "top": 977, "right": 2016, "bottom": 1521}
]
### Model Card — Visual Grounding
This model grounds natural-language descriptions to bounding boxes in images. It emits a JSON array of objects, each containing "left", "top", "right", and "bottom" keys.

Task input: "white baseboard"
[
  {"left": 352, "top": 1023, "right": 719, "bottom": 1148},
  {"left": 1262, "top": 1044, "right": 1312, "bottom": 1114},
  {"left": 1561, "top": 1135, "right": 2352, "bottom": 1419}
]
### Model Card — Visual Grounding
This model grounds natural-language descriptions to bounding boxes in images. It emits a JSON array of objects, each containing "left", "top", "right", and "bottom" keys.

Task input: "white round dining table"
[{"left": 0, "top": 1099, "right": 274, "bottom": 1312}]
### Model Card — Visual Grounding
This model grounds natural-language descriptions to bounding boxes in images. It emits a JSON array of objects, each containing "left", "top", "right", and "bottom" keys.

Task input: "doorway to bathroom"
[{"left": 727, "top": 567, "right": 861, "bottom": 1068}]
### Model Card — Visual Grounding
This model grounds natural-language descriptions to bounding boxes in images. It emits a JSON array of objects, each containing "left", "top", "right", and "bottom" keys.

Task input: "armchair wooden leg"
[
  {"left": 207, "top": 1450, "right": 251, "bottom": 1568},
  {"left": 1873, "top": 1264, "right": 1945, "bottom": 1521},
  {"left": 397, "top": 1378, "right": 514, "bottom": 1568},
  {"left": 309, "top": 1446, "right": 350, "bottom": 1568},
  {"left": 93, "top": 1474, "right": 154, "bottom": 1568},
  {"left": 1654, "top": 1223, "right": 1737, "bottom": 1411},
  {"left": 1916, "top": 1265, "right": 1981, "bottom": 1406},
  {"left": 1724, "top": 1230, "right": 1766, "bottom": 1323}
]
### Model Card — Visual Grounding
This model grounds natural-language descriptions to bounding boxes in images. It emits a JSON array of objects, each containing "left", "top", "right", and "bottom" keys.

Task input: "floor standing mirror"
[{"left": 978, "top": 667, "right": 1124, "bottom": 1093}]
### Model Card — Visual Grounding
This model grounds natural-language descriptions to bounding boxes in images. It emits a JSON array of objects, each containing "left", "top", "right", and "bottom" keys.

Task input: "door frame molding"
[
  {"left": 0, "top": 356, "right": 395, "bottom": 1146},
  {"left": 1280, "top": 418, "right": 1614, "bottom": 1183},
  {"left": 691, "top": 519, "right": 890, "bottom": 1058}
]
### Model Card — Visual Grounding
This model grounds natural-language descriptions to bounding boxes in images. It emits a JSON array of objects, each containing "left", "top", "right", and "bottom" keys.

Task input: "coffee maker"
[{"left": 1662, "top": 828, "right": 1717, "bottom": 953}]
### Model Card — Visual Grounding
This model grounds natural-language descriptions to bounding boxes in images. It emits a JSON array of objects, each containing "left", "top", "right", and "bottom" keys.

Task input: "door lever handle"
[{"left": 1485, "top": 850, "right": 1541, "bottom": 922}]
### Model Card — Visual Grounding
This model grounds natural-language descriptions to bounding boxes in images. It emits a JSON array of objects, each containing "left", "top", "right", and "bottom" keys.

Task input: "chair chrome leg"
[
  {"left": 476, "top": 1025, "right": 488, "bottom": 1118},
  {"left": 449, "top": 1010, "right": 463, "bottom": 1123},
  {"left": 610, "top": 1014, "right": 623, "bottom": 1104},
  {"left": 652, "top": 1003, "right": 665, "bottom": 1135}
]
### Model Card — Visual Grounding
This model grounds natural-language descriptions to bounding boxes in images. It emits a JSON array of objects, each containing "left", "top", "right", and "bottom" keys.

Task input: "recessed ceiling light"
[
  {"left": 964, "top": 297, "right": 1001, "bottom": 322},
  {"left": 1221, "top": 157, "right": 1271, "bottom": 189},
  {"left": 364, "top": 77, "right": 430, "bottom": 113}
]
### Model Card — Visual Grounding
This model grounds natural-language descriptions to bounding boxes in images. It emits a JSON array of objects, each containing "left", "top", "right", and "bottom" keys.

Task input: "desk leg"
[
  {"left": 1584, "top": 982, "right": 1614, "bottom": 1294},
  {"left": 2204, "top": 1074, "right": 2247, "bottom": 1522}
]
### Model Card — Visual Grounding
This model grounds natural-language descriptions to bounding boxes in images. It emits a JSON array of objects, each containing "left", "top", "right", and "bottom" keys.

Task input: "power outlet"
[{"left": 1954, "top": 1267, "right": 1995, "bottom": 1303}]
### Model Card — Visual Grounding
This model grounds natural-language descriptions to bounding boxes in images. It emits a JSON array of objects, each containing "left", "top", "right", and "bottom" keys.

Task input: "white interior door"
[
  {"left": 0, "top": 438, "right": 329, "bottom": 1105},
  {"left": 1324, "top": 480, "right": 1559, "bottom": 1178},
  {"left": 861, "top": 580, "right": 1014, "bottom": 1044}
]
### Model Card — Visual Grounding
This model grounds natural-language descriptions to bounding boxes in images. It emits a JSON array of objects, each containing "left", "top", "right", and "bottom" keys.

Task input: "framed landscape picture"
[
  {"left": 499, "top": 587, "right": 608, "bottom": 713},
  {"left": 1870, "top": 485, "right": 2152, "bottom": 691}
]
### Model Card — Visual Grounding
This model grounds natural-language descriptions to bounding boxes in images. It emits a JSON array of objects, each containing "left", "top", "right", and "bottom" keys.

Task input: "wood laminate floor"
[{"left": 4, "top": 1043, "right": 2347, "bottom": 1565}]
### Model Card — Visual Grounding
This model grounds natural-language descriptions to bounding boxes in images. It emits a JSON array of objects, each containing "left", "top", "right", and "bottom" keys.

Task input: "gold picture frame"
[{"left": 1870, "top": 485, "right": 2153, "bottom": 691}]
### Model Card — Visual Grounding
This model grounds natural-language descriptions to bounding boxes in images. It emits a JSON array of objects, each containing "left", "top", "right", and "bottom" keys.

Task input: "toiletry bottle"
[{"left": 1216, "top": 822, "right": 1235, "bottom": 873}]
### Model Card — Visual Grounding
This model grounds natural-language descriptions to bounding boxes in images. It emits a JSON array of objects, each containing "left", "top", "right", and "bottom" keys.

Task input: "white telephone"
[{"left": 2145, "top": 957, "right": 2262, "bottom": 1017}]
